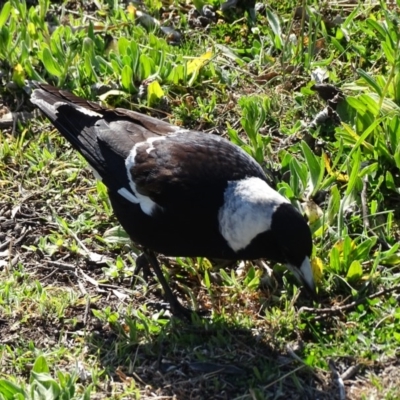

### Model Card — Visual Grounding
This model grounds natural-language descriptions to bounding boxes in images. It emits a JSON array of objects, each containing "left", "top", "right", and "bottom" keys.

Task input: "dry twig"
[{"left": 299, "top": 284, "right": 400, "bottom": 317}]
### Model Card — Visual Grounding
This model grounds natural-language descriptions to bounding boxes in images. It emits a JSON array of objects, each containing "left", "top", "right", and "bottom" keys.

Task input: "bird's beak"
[{"left": 286, "top": 257, "right": 316, "bottom": 295}]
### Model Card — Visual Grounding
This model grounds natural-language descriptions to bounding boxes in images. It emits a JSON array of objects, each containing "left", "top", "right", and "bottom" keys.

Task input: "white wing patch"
[
  {"left": 123, "top": 137, "right": 165, "bottom": 215},
  {"left": 218, "top": 177, "right": 289, "bottom": 252},
  {"left": 118, "top": 187, "right": 139, "bottom": 204},
  {"left": 145, "top": 136, "right": 166, "bottom": 154},
  {"left": 53, "top": 101, "right": 102, "bottom": 117}
]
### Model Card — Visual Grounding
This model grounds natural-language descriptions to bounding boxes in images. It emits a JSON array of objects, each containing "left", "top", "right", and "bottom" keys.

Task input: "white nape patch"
[
  {"left": 124, "top": 138, "right": 164, "bottom": 216},
  {"left": 53, "top": 101, "right": 102, "bottom": 117},
  {"left": 218, "top": 177, "right": 289, "bottom": 252}
]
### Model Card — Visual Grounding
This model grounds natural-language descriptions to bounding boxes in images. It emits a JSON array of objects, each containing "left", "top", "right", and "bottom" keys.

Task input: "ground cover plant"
[{"left": 1, "top": 0, "right": 400, "bottom": 398}]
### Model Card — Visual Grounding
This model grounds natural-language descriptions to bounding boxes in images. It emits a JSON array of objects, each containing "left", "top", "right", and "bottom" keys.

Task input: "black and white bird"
[{"left": 31, "top": 83, "right": 315, "bottom": 318}]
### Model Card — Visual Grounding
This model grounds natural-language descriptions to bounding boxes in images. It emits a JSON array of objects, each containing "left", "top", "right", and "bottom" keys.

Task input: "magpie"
[{"left": 30, "top": 83, "right": 315, "bottom": 318}]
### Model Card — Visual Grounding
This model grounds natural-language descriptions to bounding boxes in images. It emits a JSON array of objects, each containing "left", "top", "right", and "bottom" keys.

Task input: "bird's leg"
[
  {"left": 143, "top": 249, "right": 195, "bottom": 320},
  {"left": 133, "top": 252, "right": 153, "bottom": 282}
]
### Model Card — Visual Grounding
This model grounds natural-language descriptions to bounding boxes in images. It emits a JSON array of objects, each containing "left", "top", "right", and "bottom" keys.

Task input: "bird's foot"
[{"left": 147, "top": 299, "right": 210, "bottom": 321}]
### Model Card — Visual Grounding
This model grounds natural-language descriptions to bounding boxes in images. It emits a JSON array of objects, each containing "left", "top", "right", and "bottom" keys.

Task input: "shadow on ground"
[{"left": 85, "top": 313, "right": 335, "bottom": 399}]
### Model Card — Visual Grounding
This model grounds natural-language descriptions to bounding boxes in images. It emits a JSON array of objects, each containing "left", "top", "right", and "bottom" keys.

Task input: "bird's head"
[
  {"left": 219, "top": 177, "right": 315, "bottom": 294},
  {"left": 270, "top": 202, "right": 315, "bottom": 294}
]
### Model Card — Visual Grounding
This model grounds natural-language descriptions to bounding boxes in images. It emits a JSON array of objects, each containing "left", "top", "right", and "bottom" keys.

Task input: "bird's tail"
[{"left": 30, "top": 83, "right": 107, "bottom": 172}]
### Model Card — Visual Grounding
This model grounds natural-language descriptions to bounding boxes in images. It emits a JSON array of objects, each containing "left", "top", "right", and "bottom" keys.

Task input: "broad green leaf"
[
  {"left": 353, "top": 237, "right": 377, "bottom": 260},
  {"left": 0, "top": 379, "right": 25, "bottom": 399},
  {"left": 366, "top": 19, "right": 387, "bottom": 41},
  {"left": 215, "top": 44, "right": 245, "bottom": 67},
  {"left": 103, "top": 226, "right": 131, "bottom": 245},
  {"left": 121, "top": 64, "right": 133, "bottom": 91},
  {"left": 385, "top": 170, "right": 399, "bottom": 193},
  {"left": 0, "top": 1, "right": 10, "bottom": 29},
  {"left": 359, "top": 162, "right": 378, "bottom": 178},
  {"left": 346, "top": 260, "right": 363, "bottom": 282},
  {"left": 30, "top": 373, "right": 61, "bottom": 398},
  {"left": 84, "top": 52, "right": 96, "bottom": 81},
  {"left": 167, "top": 64, "right": 184, "bottom": 84},
  {"left": 382, "top": 41, "right": 395, "bottom": 65},
  {"left": 95, "top": 55, "right": 114, "bottom": 75},
  {"left": 139, "top": 53, "right": 153, "bottom": 80},
  {"left": 40, "top": 47, "right": 62, "bottom": 77},
  {"left": 359, "top": 94, "right": 380, "bottom": 116},
  {"left": 32, "top": 355, "right": 50, "bottom": 374},
  {"left": 130, "top": 40, "right": 140, "bottom": 74},
  {"left": 330, "top": 37, "right": 345, "bottom": 53},
  {"left": 327, "top": 185, "right": 340, "bottom": 224},
  {"left": 329, "top": 246, "right": 341, "bottom": 274},
  {"left": 377, "top": 243, "right": 400, "bottom": 263},
  {"left": 289, "top": 158, "right": 305, "bottom": 196},
  {"left": 346, "top": 97, "right": 367, "bottom": 115},
  {"left": 301, "top": 141, "right": 324, "bottom": 196},
  {"left": 357, "top": 68, "right": 382, "bottom": 97},
  {"left": 147, "top": 80, "right": 164, "bottom": 105},
  {"left": 266, "top": 9, "right": 282, "bottom": 48},
  {"left": 118, "top": 36, "right": 130, "bottom": 56}
]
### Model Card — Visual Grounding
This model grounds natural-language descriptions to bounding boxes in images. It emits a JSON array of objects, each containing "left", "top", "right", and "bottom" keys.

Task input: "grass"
[{"left": 1, "top": 0, "right": 400, "bottom": 398}]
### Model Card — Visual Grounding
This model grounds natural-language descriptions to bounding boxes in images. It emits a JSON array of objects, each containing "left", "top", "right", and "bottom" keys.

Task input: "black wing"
[
  {"left": 31, "top": 84, "right": 267, "bottom": 212},
  {"left": 129, "top": 132, "right": 267, "bottom": 210},
  {"left": 30, "top": 84, "right": 179, "bottom": 197}
]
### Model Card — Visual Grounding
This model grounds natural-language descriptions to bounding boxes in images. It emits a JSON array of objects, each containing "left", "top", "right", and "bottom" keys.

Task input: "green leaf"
[
  {"left": 379, "top": 243, "right": 400, "bottom": 266},
  {"left": 32, "top": 355, "right": 50, "bottom": 374},
  {"left": 366, "top": 19, "right": 387, "bottom": 41},
  {"left": 385, "top": 170, "right": 399, "bottom": 193},
  {"left": 345, "top": 149, "right": 361, "bottom": 196},
  {"left": 40, "top": 47, "right": 62, "bottom": 77},
  {"left": 382, "top": 41, "right": 395, "bottom": 65},
  {"left": 289, "top": 157, "right": 307, "bottom": 196},
  {"left": 103, "top": 226, "right": 131, "bottom": 245},
  {"left": 30, "top": 373, "right": 61, "bottom": 398},
  {"left": 353, "top": 237, "right": 377, "bottom": 260},
  {"left": 0, "top": 379, "right": 25, "bottom": 399},
  {"left": 147, "top": 80, "right": 164, "bottom": 105},
  {"left": 327, "top": 185, "right": 340, "bottom": 224},
  {"left": 301, "top": 141, "right": 324, "bottom": 196},
  {"left": 192, "top": 0, "right": 205, "bottom": 12},
  {"left": 266, "top": 9, "right": 282, "bottom": 48},
  {"left": 330, "top": 37, "right": 345, "bottom": 53},
  {"left": 139, "top": 53, "right": 153, "bottom": 80},
  {"left": 346, "top": 260, "right": 363, "bottom": 282},
  {"left": 118, "top": 36, "right": 130, "bottom": 56},
  {"left": 203, "top": 269, "right": 211, "bottom": 289},
  {"left": 357, "top": 68, "right": 382, "bottom": 97},
  {"left": 329, "top": 246, "right": 341, "bottom": 274},
  {"left": 0, "top": 1, "right": 11, "bottom": 29},
  {"left": 121, "top": 64, "right": 133, "bottom": 92},
  {"left": 359, "top": 94, "right": 380, "bottom": 116}
]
